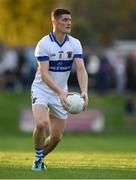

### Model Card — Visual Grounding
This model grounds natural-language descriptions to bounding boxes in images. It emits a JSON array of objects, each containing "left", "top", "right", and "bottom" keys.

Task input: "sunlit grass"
[
  {"left": 0, "top": 91, "right": 136, "bottom": 178},
  {"left": 0, "top": 151, "right": 136, "bottom": 178}
]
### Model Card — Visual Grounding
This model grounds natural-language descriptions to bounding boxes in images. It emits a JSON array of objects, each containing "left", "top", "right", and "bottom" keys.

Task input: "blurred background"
[{"left": 0, "top": 0, "right": 136, "bottom": 146}]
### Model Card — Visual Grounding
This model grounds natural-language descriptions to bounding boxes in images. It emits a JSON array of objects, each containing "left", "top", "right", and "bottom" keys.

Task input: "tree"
[
  {"left": 0, "top": 0, "right": 56, "bottom": 46},
  {"left": 59, "top": 0, "right": 136, "bottom": 45}
]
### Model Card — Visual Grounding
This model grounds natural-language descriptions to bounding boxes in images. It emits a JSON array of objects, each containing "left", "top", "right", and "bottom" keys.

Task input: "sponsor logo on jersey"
[
  {"left": 58, "top": 51, "right": 64, "bottom": 59},
  {"left": 50, "top": 53, "right": 56, "bottom": 57}
]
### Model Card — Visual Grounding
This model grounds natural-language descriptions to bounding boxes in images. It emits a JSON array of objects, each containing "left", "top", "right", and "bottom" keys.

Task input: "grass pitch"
[
  {"left": 0, "top": 134, "right": 136, "bottom": 179},
  {"left": 0, "top": 151, "right": 136, "bottom": 179},
  {"left": 0, "top": 91, "right": 136, "bottom": 178}
]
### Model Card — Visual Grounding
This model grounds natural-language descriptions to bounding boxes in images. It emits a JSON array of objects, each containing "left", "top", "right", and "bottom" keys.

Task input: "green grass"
[
  {"left": 1, "top": 134, "right": 136, "bottom": 178},
  {"left": 0, "top": 91, "right": 31, "bottom": 135},
  {"left": 0, "top": 91, "right": 136, "bottom": 178},
  {"left": 0, "top": 90, "right": 136, "bottom": 135},
  {"left": 1, "top": 151, "right": 136, "bottom": 179},
  {"left": 1, "top": 134, "right": 136, "bottom": 153},
  {"left": 91, "top": 93, "right": 136, "bottom": 130}
]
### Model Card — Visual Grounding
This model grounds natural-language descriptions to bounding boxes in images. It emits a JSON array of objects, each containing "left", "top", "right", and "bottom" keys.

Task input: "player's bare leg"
[
  {"left": 43, "top": 114, "right": 66, "bottom": 156},
  {"left": 32, "top": 104, "right": 49, "bottom": 171}
]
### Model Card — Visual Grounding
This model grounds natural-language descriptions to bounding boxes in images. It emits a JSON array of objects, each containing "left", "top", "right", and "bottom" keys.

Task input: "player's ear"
[{"left": 52, "top": 18, "right": 57, "bottom": 26}]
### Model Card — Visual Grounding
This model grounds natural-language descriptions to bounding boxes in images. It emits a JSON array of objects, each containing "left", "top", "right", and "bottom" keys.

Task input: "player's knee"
[{"left": 36, "top": 121, "right": 48, "bottom": 131}]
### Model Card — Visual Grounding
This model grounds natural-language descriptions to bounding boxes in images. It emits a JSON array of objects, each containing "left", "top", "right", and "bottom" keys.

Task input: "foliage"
[
  {"left": 0, "top": 0, "right": 56, "bottom": 46},
  {"left": 60, "top": 0, "right": 136, "bottom": 45},
  {"left": 1, "top": 0, "right": 136, "bottom": 46}
]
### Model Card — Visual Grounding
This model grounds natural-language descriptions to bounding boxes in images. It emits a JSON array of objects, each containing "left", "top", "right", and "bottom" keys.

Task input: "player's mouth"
[{"left": 66, "top": 27, "right": 71, "bottom": 30}]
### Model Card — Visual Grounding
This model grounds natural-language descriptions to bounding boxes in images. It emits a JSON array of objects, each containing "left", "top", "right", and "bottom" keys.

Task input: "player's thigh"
[
  {"left": 49, "top": 114, "right": 66, "bottom": 138},
  {"left": 32, "top": 104, "right": 49, "bottom": 127}
]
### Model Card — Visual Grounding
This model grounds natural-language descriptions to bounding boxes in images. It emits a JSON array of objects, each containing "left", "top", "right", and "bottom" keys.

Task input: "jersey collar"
[{"left": 49, "top": 32, "right": 69, "bottom": 47}]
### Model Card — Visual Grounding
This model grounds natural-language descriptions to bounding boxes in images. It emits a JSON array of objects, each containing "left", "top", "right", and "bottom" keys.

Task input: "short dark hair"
[{"left": 51, "top": 8, "right": 71, "bottom": 20}]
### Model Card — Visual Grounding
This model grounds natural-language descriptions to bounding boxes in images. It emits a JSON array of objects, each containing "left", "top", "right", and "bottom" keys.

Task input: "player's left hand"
[{"left": 81, "top": 92, "right": 88, "bottom": 111}]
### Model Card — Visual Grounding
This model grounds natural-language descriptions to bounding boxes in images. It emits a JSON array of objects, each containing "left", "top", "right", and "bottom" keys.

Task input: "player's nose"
[{"left": 68, "top": 19, "right": 71, "bottom": 25}]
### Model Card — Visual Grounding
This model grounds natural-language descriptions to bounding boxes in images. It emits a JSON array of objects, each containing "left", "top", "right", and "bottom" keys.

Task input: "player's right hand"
[{"left": 59, "top": 91, "right": 72, "bottom": 110}]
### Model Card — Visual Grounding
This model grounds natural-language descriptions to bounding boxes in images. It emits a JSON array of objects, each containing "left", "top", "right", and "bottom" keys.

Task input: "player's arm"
[
  {"left": 38, "top": 61, "right": 68, "bottom": 108},
  {"left": 75, "top": 59, "right": 88, "bottom": 110}
]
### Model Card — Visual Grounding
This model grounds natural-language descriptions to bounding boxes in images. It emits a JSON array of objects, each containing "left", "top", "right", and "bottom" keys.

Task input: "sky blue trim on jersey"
[
  {"left": 50, "top": 32, "right": 69, "bottom": 47},
  {"left": 74, "top": 54, "right": 83, "bottom": 59},
  {"left": 49, "top": 60, "right": 73, "bottom": 72},
  {"left": 37, "top": 56, "right": 49, "bottom": 61}
]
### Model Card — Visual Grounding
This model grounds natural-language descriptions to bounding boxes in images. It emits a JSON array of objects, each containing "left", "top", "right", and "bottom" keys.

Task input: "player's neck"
[{"left": 53, "top": 31, "right": 66, "bottom": 44}]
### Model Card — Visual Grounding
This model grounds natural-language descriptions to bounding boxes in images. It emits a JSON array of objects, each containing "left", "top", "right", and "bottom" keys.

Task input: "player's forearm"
[
  {"left": 77, "top": 69, "right": 88, "bottom": 93},
  {"left": 41, "top": 73, "right": 62, "bottom": 95}
]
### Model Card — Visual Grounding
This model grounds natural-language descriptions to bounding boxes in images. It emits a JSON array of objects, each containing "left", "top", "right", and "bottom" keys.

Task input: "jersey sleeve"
[
  {"left": 34, "top": 39, "right": 49, "bottom": 62},
  {"left": 73, "top": 39, "right": 83, "bottom": 60}
]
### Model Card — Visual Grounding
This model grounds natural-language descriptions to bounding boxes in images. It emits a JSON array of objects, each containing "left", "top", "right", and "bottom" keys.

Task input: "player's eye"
[{"left": 62, "top": 18, "right": 71, "bottom": 22}]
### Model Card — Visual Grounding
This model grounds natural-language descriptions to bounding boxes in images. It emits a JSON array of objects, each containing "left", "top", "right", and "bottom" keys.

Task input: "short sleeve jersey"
[{"left": 32, "top": 32, "right": 83, "bottom": 95}]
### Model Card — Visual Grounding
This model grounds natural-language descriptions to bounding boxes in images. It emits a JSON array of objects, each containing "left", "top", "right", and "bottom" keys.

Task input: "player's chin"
[{"left": 65, "top": 28, "right": 71, "bottom": 34}]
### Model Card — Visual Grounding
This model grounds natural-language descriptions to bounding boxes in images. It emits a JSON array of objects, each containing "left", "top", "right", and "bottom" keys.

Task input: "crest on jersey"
[{"left": 67, "top": 51, "right": 72, "bottom": 59}]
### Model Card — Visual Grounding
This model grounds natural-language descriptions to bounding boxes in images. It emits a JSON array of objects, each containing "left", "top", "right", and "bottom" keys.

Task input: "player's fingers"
[
  {"left": 65, "top": 93, "right": 73, "bottom": 107},
  {"left": 83, "top": 103, "right": 87, "bottom": 111},
  {"left": 83, "top": 93, "right": 88, "bottom": 102},
  {"left": 67, "top": 92, "right": 73, "bottom": 96},
  {"left": 81, "top": 93, "right": 87, "bottom": 102},
  {"left": 65, "top": 98, "right": 71, "bottom": 107},
  {"left": 83, "top": 98, "right": 88, "bottom": 111},
  {"left": 61, "top": 98, "right": 69, "bottom": 109},
  {"left": 62, "top": 104, "right": 67, "bottom": 111}
]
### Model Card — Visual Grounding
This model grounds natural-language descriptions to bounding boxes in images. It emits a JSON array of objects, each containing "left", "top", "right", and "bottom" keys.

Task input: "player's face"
[{"left": 56, "top": 14, "right": 71, "bottom": 34}]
